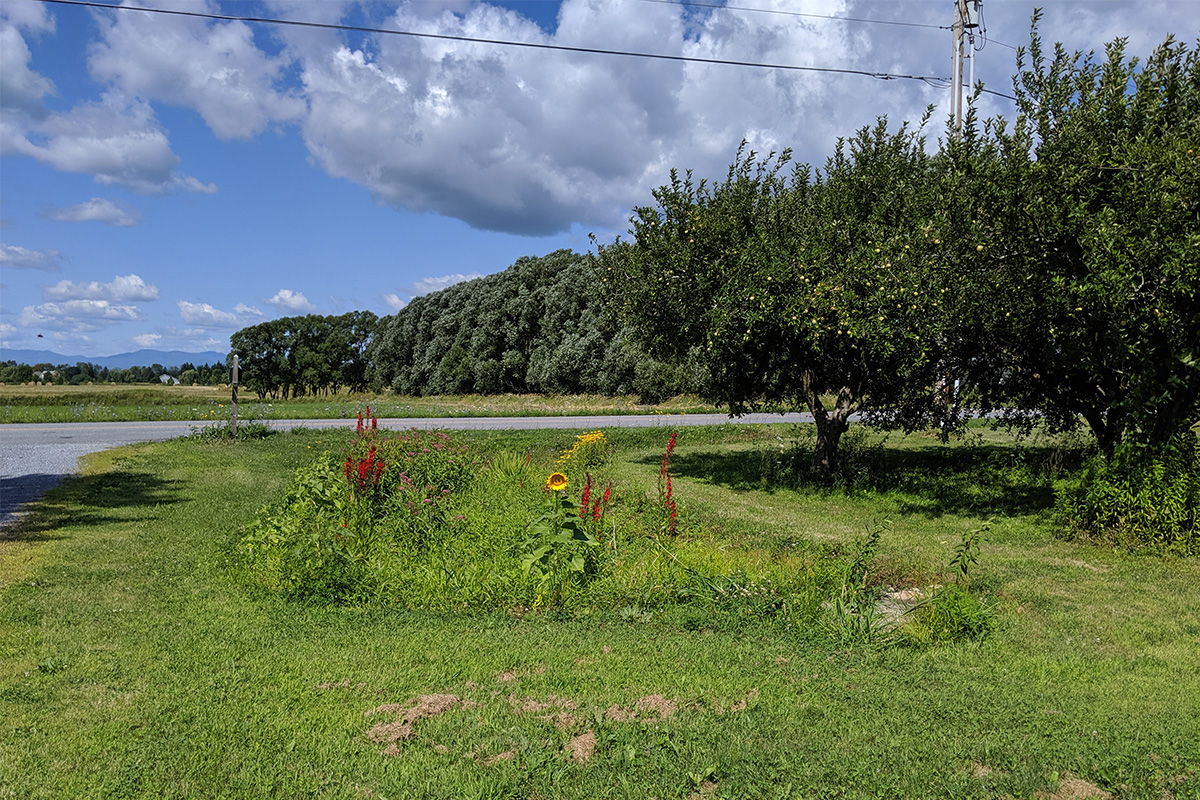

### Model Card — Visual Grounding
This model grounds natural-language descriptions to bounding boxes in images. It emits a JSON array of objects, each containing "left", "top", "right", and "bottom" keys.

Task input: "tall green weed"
[{"left": 1056, "top": 432, "right": 1199, "bottom": 554}]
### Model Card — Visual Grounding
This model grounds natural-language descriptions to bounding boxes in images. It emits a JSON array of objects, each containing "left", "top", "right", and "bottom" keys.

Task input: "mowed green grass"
[
  {"left": 0, "top": 383, "right": 716, "bottom": 423},
  {"left": 1, "top": 426, "right": 1198, "bottom": 799}
]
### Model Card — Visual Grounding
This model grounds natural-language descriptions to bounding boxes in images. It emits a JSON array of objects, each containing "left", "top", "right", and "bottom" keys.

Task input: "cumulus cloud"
[
  {"left": 270, "top": 0, "right": 966, "bottom": 235},
  {"left": 178, "top": 300, "right": 263, "bottom": 328},
  {"left": 19, "top": 299, "right": 144, "bottom": 332},
  {"left": 0, "top": 243, "right": 62, "bottom": 270},
  {"left": 5, "top": 0, "right": 1196, "bottom": 238},
  {"left": 412, "top": 273, "right": 484, "bottom": 296},
  {"left": 43, "top": 273, "right": 159, "bottom": 302},
  {"left": 46, "top": 197, "right": 141, "bottom": 227},
  {"left": 87, "top": 0, "right": 306, "bottom": 140},
  {"left": 132, "top": 333, "right": 163, "bottom": 348},
  {"left": 0, "top": 23, "right": 55, "bottom": 118},
  {"left": 382, "top": 292, "right": 407, "bottom": 311},
  {"left": 3, "top": 91, "right": 218, "bottom": 194},
  {"left": 265, "top": 288, "right": 317, "bottom": 313}
]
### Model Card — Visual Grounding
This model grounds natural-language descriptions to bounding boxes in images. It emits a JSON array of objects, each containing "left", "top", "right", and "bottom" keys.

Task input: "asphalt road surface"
[{"left": 0, "top": 412, "right": 813, "bottom": 527}]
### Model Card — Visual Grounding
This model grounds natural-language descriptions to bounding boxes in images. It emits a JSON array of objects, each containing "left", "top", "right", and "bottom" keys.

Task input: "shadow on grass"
[
  {"left": 655, "top": 442, "right": 1067, "bottom": 519},
  {"left": 1, "top": 468, "right": 187, "bottom": 539}
]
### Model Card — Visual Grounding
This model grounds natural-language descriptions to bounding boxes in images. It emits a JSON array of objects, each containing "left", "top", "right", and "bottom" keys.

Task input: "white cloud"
[
  {"left": 286, "top": 0, "right": 864, "bottom": 235},
  {"left": 87, "top": 0, "right": 306, "bottom": 141},
  {"left": 178, "top": 300, "right": 263, "bottom": 328},
  {"left": 265, "top": 288, "right": 317, "bottom": 313},
  {"left": 132, "top": 333, "right": 162, "bottom": 347},
  {"left": 382, "top": 292, "right": 407, "bottom": 311},
  {"left": 6, "top": 0, "right": 1196, "bottom": 240},
  {"left": 43, "top": 273, "right": 159, "bottom": 302},
  {"left": 46, "top": 197, "right": 141, "bottom": 227},
  {"left": 19, "top": 299, "right": 144, "bottom": 332},
  {"left": 0, "top": 24, "right": 55, "bottom": 118},
  {"left": 412, "top": 273, "right": 483, "bottom": 296},
  {"left": 0, "top": 322, "right": 16, "bottom": 338},
  {"left": 0, "top": 243, "right": 62, "bottom": 270},
  {"left": 2, "top": 91, "right": 216, "bottom": 195}
]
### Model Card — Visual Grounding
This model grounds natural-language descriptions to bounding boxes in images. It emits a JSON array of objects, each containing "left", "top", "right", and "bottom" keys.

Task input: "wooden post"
[{"left": 231, "top": 354, "right": 239, "bottom": 436}]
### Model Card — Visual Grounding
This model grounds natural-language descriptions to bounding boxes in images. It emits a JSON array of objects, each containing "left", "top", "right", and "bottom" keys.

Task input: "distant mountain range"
[{"left": 0, "top": 348, "right": 228, "bottom": 370}]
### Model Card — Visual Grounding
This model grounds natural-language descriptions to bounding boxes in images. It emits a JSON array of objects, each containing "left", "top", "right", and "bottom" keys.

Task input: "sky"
[{"left": 1, "top": 0, "right": 1196, "bottom": 358}]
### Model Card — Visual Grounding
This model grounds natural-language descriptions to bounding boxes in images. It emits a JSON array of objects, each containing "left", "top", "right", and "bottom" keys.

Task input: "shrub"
[{"left": 1056, "top": 432, "right": 1200, "bottom": 554}]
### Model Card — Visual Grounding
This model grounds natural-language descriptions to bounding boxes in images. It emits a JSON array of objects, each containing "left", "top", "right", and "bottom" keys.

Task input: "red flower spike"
[
  {"left": 593, "top": 499, "right": 602, "bottom": 521},
  {"left": 580, "top": 473, "right": 592, "bottom": 519}
]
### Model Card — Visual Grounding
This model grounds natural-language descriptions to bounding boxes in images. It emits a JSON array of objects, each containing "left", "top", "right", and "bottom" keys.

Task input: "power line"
[
  {"left": 641, "top": 0, "right": 1020, "bottom": 50},
  {"left": 31, "top": 0, "right": 1014, "bottom": 99},
  {"left": 640, "top": 0, "right": 947, "bottom": 32}
]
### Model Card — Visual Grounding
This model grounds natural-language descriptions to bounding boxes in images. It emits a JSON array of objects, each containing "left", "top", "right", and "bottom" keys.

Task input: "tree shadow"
[
  {"left": 651, "top": 441, "right": 1071, "bottom": 519},
  {"left": 1, "top": 468, "right": 187, "bottom": 540}
]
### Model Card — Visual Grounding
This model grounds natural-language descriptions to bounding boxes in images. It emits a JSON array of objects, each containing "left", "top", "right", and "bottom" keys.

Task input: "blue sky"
[{"left": 2, "top": 0, "right": 1195, "bottom": 357}]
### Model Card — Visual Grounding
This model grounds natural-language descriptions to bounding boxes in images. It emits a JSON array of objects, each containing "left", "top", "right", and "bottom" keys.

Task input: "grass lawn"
[
  {"left": 1, "top": 424, "right": 1197, "bottom": 799},
  {"left": 0, "top": 383, "right": 716, "bottom": 423}
]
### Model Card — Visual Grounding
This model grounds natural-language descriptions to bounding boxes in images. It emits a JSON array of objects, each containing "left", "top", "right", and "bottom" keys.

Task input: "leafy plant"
[
  {"left": 949, "top": 520, "right": 989, "bottom": 587},
  {"left": 556, "top": 430, "right": 610, "bottom": 475},
  {"left": 1056, "top": 432, "right": 1199, "bottom": 553},
  {"left": 521, "top": 476, "right": 603, "bottom": 605},
  {"left": 897, "top": 524, "right": 996, "bottom": 646},
  {"left": 898, "top": 582, "right": 995, "bottom": 646},
  {"left": 823, "top": 519, "right": 888, "bottom": 645}
]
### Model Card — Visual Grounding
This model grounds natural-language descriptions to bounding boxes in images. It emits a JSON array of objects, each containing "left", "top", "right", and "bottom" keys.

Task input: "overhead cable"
[
  {"left": 32, "top": 0, "right": 1016, "bottom": 99},
  {"left": 641, "top": 0, "right": 948, "bottom": 32},
  {"left": 643, "top": 0, "right": 1019, "bottom": 50}
]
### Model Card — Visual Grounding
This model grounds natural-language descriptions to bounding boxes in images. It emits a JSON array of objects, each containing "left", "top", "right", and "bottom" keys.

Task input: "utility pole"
[
  {"left": 230, "top": 354, "right": 239, "bottom": 436},
  {"left": 951, "top": 0, "right": 982, "bottom": 139}
]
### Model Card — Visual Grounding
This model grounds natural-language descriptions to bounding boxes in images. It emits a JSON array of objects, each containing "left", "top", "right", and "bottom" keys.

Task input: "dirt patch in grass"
[
  {"left": 361, "top": 686, "right": 756, "bottom": 760},
  {"left": 1034, "top": 774, "right": 1112, "bottom": 800},
  {"left": 366, "top": 694, "right": 460, "bottom": 756},
  {"left": 604, "top": 694, "right": 680, "bottom": 724},
  {"left": 565, "top": 729, "right": 596, "bottom": 763}
]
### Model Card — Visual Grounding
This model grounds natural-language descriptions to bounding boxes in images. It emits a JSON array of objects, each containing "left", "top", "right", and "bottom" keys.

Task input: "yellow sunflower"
[{"left": 545, "top": 472, "right": 569, "bottom": 491}]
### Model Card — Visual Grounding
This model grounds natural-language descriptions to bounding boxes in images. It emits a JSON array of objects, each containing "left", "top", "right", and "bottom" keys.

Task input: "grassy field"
[
  {"left": 0, "top": 383, "right": 716, "bottom": 423},
  {"left": 1, "top": 423, "right": 1198, "bottom": 799}
]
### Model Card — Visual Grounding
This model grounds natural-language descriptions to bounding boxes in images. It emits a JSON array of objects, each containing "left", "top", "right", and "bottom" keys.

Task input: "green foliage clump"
[
  {"left": 234, "top": 425, "right": 1000, "bottom": 651},
  {"left": 236, "top": 424, "right": 481, "bottom": 603},
  {"left": 230, "top": 310, "right": 377, "bottom": 399},
  {"left": 367, "top": 250, "right": 697, "bottom": 401},
  {"left": 1056, "top": 433, "right": 1200, "bottom": 554},
  {"left": 188, "top": 421, "right": 275, "bottom": 441},
  {"left": 896, "top": 583, "right": 996, "bottom": 647}
]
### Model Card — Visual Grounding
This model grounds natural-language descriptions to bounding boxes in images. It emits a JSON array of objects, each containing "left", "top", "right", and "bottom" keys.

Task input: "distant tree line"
[
  {"left": 228, "top": 312, "right": 377, "bottom": 399},
  {"left": 224, "top": 252, "right": 701, "bottom": 403},
  {"left": 367, "top": 249, "right": 699, "bottom": 401},
  {"left": 0, "top": 360, "right": 230, "bottom": 385}
]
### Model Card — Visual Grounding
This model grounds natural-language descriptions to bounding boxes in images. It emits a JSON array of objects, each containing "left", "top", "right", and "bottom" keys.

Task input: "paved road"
[{"left": 0, "top": 412, "right": 813, "bottom": 527}]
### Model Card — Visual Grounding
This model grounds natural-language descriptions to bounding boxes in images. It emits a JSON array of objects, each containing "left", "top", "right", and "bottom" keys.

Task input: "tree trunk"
[{"left": 804, "top": 374, "right": 856, "bottom": 474}]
